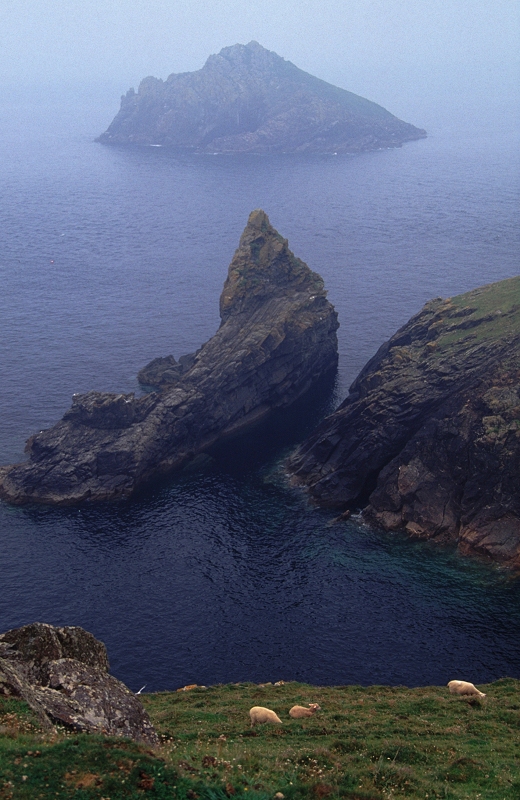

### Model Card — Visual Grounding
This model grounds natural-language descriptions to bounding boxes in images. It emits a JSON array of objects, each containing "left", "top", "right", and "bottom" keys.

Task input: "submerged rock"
[
  {"left": 287, "top": 277, "right": 520, "bottom": 568},
  {"left": 0, "top": 210, "right": 338, "bottom": 505},
  {"left": 0, "top": 623, "right": 158, "bottom": 744},
  {"left": 97, "top": 41, "right": 426, "bottom": 154}
]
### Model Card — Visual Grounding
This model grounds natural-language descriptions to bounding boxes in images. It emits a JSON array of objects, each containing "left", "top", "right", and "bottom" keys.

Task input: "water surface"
[{"left": 1, "top": 89, "right": 519, "bottom": 690}]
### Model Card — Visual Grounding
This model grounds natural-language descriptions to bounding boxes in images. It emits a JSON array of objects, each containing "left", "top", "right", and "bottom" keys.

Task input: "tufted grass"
[{"left": 1, "top": 679, "right": 520, "bottom": 798}]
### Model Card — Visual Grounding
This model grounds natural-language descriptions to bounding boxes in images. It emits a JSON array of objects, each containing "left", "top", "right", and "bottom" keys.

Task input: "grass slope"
[
  {"left": 434, "top": 275, "right": 520, "bottom": 352},
  {"left": 1, "top": 680, "right": 520, "bottom": 799}
]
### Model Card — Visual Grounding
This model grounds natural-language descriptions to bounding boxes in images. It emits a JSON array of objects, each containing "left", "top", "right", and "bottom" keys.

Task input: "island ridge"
[{"left": 97, "top": 41, "right": 426, "bottom": 154}]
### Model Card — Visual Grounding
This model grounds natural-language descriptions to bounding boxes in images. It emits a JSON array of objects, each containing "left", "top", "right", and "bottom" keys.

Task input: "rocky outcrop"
[
  {"left": 287, "top": 277, "right": 520, "bottom": 568},
  {"left": 97, "top": 41, "right": 426, "bottom": 154},
  {"left": 0, "top": 623, "right": 158, "bottom": 744},
  {"left": 0, "top": 210, "right": 338, "bottom": 505}
]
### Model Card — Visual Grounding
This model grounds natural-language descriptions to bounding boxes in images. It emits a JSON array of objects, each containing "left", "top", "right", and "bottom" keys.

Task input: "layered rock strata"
[
  {"left": 0, "top": 623, "right": 158, "bottom": 744},
  {"left": 0, "top": 210, "right": 338, "bottom": 505},
  {"left": 288, "top": 277, "right": 520, "bottom": 568},
  {"left": 97, "top": 41, "right": 426, "bottom": 153}
]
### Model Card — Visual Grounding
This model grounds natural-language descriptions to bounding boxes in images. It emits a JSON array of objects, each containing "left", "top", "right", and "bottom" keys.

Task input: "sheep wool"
[
  {"left": 249, "top": 706, "right": 283, "bottom": 726},
  {"left": 289, "top": 703, "right": 321, "bottom": 718},
  {"left": 448, "top": 680, "right": 486, "bottom": 698}
]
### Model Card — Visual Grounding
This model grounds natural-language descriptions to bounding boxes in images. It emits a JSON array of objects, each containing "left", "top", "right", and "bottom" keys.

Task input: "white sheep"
[
  {"left": 249, "top": 706, "right": 283, "bottom": 727},
  {"left": 289, "top": 703, "right": 321, "bottom": 719},
  {"left": 447, "top": 680, "right": 486, "bottom": 698}
]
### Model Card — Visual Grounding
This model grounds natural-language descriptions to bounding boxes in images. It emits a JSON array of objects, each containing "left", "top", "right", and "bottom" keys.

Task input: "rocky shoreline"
[
  {"left": 1, "top": 208, "right": 517, "bottom": 569},
  {"left": 288, "top": 277, "right": 520, "bottom": 569},
  {"left": 0, "top": 210, "right": 338, "bottom": 505}
]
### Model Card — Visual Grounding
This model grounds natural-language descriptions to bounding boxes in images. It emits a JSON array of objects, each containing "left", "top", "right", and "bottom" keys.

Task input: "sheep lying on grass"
[
  {"left": 448, "top": 680, "right": 486, "bottom": 698},
  {"left": 289, "top": 703, "right": 322, "bottom": 718},
  {"left": 249, "top": 706, "right": 282, "bottom": 727}
]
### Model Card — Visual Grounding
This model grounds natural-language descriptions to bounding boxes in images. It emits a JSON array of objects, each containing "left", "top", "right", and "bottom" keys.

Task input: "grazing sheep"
[
  {"left": 249, "top": 706, "right": 283, "bottom": 727},
  {"left": 289, "top": 703, "right": 322, "bottom": 719},
  {"left": 448, "top": 680, "right": 486, "bottom": 698}
]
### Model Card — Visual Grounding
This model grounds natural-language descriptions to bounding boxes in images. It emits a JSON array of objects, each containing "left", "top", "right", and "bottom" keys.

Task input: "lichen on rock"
[{"left": 0, "top": 623, "right": 158, "bottom": 744}]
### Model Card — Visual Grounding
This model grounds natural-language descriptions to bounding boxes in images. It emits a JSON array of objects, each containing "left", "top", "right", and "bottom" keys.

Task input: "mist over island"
[{"left": 97, "top": 41, "right": 426, "bottom": 153}]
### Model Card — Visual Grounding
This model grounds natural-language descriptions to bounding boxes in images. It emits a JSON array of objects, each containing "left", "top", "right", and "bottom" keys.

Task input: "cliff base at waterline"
[
  {"left": 288, "top": 277, "right": 520, "bottom": 568},
  {"left": 0, "top": 210, "right": 338, "bottom": 505}
]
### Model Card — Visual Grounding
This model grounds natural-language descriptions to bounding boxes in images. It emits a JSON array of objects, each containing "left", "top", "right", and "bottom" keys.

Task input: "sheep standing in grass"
[
  {"left": 289, "top": 703, "right": 321, "bottom": 719},
  {"left": 448, "top": 680, "right": 486, "bottom": 698},
  {"left": 249, "top": 706, "right": 283, "bottom": 727}
]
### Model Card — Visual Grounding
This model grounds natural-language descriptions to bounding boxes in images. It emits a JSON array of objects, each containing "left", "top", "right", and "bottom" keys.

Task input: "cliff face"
[
  {"left": 0, "top": 211, "right": 338, "bottom": 505},
  {"left": 97, "top": 41, "right": 426, "bottom": 154},
  {"left": 287, "top": 277, "right": 520, "bottom": 568}
]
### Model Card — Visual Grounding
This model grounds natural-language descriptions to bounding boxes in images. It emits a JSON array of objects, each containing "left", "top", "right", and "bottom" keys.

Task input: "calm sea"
[{"left": 0, "top": 87, "right": 519, "bottom": 691}]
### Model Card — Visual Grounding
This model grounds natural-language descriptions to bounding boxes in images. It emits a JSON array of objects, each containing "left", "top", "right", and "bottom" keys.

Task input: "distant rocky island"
[
  {"left": 0, "top": 210, "right": 338, "bottom": 505},
  {"left": 97, "top": 41, "right": 426, "bottom": 154},
  {"left": 288, "top": 277, "right": 520, "bottom": 569}
]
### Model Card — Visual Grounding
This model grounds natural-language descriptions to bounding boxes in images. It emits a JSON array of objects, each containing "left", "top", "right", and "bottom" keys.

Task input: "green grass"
[
  {"left": 453, "top": 277, "right": 520, "bottom": 318},
  {"left": 433, "top": 276, "right": 520, "bottom": 352},
  {"left": 2, "top": 679, "right": 520, "bottom": 798}
]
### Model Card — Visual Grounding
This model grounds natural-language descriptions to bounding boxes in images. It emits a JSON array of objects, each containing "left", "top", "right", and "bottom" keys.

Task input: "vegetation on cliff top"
[
  {"left": 428, "top": 276, "right": 520, "bottom": 353},
  {"left": 2, "top": 679, "right": 520, "bottom": 799}
]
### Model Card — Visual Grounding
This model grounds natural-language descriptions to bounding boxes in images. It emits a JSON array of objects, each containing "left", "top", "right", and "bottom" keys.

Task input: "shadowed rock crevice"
[
  {"left": 97, "top": 41, "right": 426, "bottom": 154},
  {"left": 0, "top": 210, "right": 338, "bottom": 505},
  {"left": 287, "top": 277, "right": 520, "bottom": 568}
]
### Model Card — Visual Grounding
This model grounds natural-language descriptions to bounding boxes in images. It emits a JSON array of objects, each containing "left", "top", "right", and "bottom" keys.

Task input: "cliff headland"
[
  {"left": 97, "top": 41, "right": 426, "bottom": 154},
  {"left": 1, "top": 623, "right": 518, "bottom": 800},
  {"left": 288, "top": 277, "right": 520, "bottom": 568},
  {"left": 0, "top": 210, "right": 338, "bottom": 505}
]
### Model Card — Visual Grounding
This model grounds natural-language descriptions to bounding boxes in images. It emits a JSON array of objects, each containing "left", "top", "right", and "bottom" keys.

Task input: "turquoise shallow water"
[{"left": 0, "top": 89, "right": 519, "bottom": 690}]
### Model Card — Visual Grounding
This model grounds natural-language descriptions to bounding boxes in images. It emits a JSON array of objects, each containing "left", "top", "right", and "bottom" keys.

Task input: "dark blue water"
[{"left": 1, "top": 88, "right": 519, "bottom": 691}]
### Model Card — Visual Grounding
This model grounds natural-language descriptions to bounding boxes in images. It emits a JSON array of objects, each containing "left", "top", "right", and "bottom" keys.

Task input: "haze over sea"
[{"left": 1, "top": 84, "right": 519, "bottom": 692}]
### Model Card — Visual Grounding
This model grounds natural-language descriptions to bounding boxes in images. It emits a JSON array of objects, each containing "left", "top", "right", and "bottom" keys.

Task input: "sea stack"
[
  {"left": 287, "top": 277, "right": 520, "bottom": 568},
  {"left": 97, "top": 41, "right": 426, "bottom": 154},
  {"left": 0, "top": 210, "right": 338, "bottom": 505}
]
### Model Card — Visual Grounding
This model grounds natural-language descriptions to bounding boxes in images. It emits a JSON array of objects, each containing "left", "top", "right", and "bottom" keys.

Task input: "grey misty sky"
[{"left": 1, "top": 0, "right": 519, "bottom": 126}]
